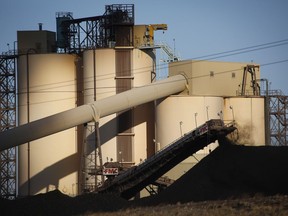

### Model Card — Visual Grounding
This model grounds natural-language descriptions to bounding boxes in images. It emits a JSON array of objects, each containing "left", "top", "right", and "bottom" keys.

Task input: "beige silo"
[
  {"left": 17, "top": 54, "right": 79, "bottom": 196},
  {"left": 82, "top": 47, "right": 155, "bottom": 188},
  {"left": 156, "top": 60, "right": 265, "bottom": 180},
  {"left": 223, "top": 97, "right": 265, "bottom": 146}
]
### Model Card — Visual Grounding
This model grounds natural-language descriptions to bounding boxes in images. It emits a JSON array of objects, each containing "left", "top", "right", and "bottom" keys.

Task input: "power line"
[
  {"left": 15, "top": 38, "right": 288, "bottom": 93},
  {"left": 190, "top": 39, "right": 288, "bottom": 60},
  {"left": 17, "top": 57, "right": 288, "bottom": 106}
]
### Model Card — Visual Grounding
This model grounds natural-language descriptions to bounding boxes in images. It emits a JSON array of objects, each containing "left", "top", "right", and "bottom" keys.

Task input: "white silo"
[{"left": 17, "top": 53, "right": 79, "bottom": 196}]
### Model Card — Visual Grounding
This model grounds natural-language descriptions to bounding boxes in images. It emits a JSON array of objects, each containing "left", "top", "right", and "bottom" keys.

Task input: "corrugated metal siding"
[
  {"left": 117, "top": 110, "right": 133, "bottom": 162},
  {"left": 114, "top": 26, "right": 133, "bottom": 47},
  {"left": 116, "top": 49, "right": 133, "bottom": 162}
]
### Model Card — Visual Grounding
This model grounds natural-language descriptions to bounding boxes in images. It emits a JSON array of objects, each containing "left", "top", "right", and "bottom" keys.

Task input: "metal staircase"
[
  {"left": 98, "top": 119, "right": 236, "bottom": 199},
  {"left": 156, "top": 41, "right": 181, "bottom": 62}
]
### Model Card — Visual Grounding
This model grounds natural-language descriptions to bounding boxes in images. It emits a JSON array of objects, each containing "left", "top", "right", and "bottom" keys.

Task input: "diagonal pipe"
[{"left": 0, "top": 74, "right": 187, "bottom": 151}]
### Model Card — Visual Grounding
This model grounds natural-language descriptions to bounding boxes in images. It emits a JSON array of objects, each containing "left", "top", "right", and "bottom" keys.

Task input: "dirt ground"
[
  {"left": 1, "top": 144, "right": 288, "bottom": 215},
  {"left": 96, "top": 195, "right": 288, "bottom": 216}
]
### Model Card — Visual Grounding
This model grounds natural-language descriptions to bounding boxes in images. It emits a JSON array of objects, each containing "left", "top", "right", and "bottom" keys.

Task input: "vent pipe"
[{"left": 38, "top": 23, "right": 43, "bottom": 31}]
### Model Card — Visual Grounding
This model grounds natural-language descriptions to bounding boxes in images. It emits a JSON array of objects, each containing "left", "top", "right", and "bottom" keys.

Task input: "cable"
[
  {"left": 190, "top": 39, "right": 288, "bottom": 60},
  {"left": 21, "top": 38, "right": 288, "bottom": 92},
  {"left": 15, "top": 38, "right": 288, "bottom": 95},
  {"left": 17, "top": 57, "right": 288, "bottom": 107}
]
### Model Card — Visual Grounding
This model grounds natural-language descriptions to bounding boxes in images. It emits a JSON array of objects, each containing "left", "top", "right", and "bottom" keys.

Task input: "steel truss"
[
  {"left": 239, "top": 67, "right": 288, "bottom": 146},
  {"left": 58, "top": 4, "right": 134, "bottom": 53},
  {"left": 269, "top": 90, "right": 288, "bottom": 146},
  {"left": 0, "top": 53, "right": 16, "bottom": 199},
  {"left": 82, "top": 123, "right": 103, "bottom": 193}
]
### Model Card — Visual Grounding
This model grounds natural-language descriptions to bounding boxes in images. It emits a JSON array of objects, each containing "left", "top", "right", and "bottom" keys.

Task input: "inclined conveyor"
[{"left": 98, "top": 119, "right": 236, "bottom": 199}]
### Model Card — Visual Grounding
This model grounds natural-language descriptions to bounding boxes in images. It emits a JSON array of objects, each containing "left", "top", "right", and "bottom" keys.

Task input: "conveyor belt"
[{"left": 99, "top": 119, "right": 236, "bottom": 199}]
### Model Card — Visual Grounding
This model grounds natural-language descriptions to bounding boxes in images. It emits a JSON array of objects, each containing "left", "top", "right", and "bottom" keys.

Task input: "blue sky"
[{"left": 1, "top": 0, "right": 288, "bottom": 94}]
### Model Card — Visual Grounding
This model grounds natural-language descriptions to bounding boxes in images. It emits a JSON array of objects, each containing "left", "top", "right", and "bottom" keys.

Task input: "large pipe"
[{"left": 0, "top": 74, "right": 187, "bottom": 151}]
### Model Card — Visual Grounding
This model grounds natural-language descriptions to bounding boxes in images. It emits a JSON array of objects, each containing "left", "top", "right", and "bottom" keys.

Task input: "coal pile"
[
  {"left": 1, "top": 144, "right": 288, "bottom": 215},
  {"left": 139, "top": 144, "right": 288, "bottom": 205},
  {"left": 1, "top": 190, "right": 130, "bottom": 215}
]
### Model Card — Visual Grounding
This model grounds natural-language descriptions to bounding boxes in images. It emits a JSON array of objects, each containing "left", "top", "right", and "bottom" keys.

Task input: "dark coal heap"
[
  {"left": 1, "top": 190, "right": 129, "bottom": 215},
  {"left": 2, "top": 144, "right": 288, "bottom": 215},
  {"left": 139, "top": 144, "right": 288, "bottom": 206}
]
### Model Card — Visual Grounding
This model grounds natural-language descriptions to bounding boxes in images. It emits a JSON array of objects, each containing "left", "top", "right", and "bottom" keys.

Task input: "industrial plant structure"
[{"left": 0, "top": 4, "right": 288, "bottom": 200}]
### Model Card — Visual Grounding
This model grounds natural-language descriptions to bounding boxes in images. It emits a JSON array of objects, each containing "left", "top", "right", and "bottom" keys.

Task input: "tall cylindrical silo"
[
  {"left": 223, "top": 97, "right": 265, "bottom": 145},
  {"left": 17, "top": 53, "right": 79, "bottom": 196},
  {"left": 156, "top": 95, "right": 265, "bottom": 180},
  {"left": 155, "top": 95, "right": 224, "bottom": 179},
  {"left": 82, "top": 47, "right": 154, "bottom": 190}
]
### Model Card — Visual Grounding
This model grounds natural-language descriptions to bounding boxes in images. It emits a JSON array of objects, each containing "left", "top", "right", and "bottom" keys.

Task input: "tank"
[
  {"left": 155, "top": 95, "right": 265, "bottom": 180},
  {"left": 17, "top": 53, "right": 78, "bottom": 196},
  {"left": 155, "top": 95, "right": 224, "bottom": 180},
  {"left": 82, "top": 48, "right": 154, "bottom": 189},
  {"left": 223, "top": 97, "right": 265, "bottom": 145},
  {"left": 156, "top": 95, "right": 224, "bottom": 152}
]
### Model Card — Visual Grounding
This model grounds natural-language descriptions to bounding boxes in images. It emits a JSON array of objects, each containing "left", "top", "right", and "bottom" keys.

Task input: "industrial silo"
[
  {"left": 223, "top": 97, "right": 265, "bottom": 146},
  {"left": 17, "top": 53, "right": 79, "bottom": 196},
  {"left": 155, "top": 95, "right": 224, "bottom": 179},
  {"left": 81, "top": 47, "right": 155, "bottom": 190},
  {"left": 157, "top": 60, "right": 266, "bottom": 180}
]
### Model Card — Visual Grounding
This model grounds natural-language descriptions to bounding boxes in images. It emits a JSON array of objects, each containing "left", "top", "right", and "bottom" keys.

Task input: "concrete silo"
[
  {"left": 17, "top": 53, "right": 79, "bottom": 196},
  {"left": 81, "top": 45, "right": 155, "bottom": 190},
  {"left": 157, "top": 60, "right": 265, "bottom": 180}
]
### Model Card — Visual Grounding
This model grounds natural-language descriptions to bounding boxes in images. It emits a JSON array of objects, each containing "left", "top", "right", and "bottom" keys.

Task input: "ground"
[
  {"left": 96, "top": 195, "right": 288, "bottom": 216},
  {"left": 1, "top": 144, "right": 288, "bottom": 215}
]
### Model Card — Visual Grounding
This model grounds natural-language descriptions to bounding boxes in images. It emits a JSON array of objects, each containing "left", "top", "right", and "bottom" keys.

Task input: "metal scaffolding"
[
  {"left": 56, "top": 4, "right": 134, "bottom": 53},
  {"left": 269, "top": 90, "right": 288, "bottom": 146},
  {"left": 240, "top": 66, "right": 288, "bottom": 146},
  {"left": 0, "top": 53, "right": 17, "bottom": 199}
]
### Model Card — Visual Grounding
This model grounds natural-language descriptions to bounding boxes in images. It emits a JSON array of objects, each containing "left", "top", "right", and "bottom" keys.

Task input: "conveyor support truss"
[{"left": 99, "top": 119, "right": 236, "bottom": 199}]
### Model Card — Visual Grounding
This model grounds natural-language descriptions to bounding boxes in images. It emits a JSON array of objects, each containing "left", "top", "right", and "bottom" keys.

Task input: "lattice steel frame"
[
  {"left": 269, "top": 90, "right": 288, "bottom": 146},
  {"left": 58, "top": 4, "right": 134, "bottom": 53},
  {"left": 0, "top": 54, "right": 16, "bottom": 199}
]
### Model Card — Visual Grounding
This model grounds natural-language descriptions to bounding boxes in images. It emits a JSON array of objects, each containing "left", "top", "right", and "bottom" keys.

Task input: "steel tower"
[{"left": 0, "top": 52, "right": 17, "bottom": 199}]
